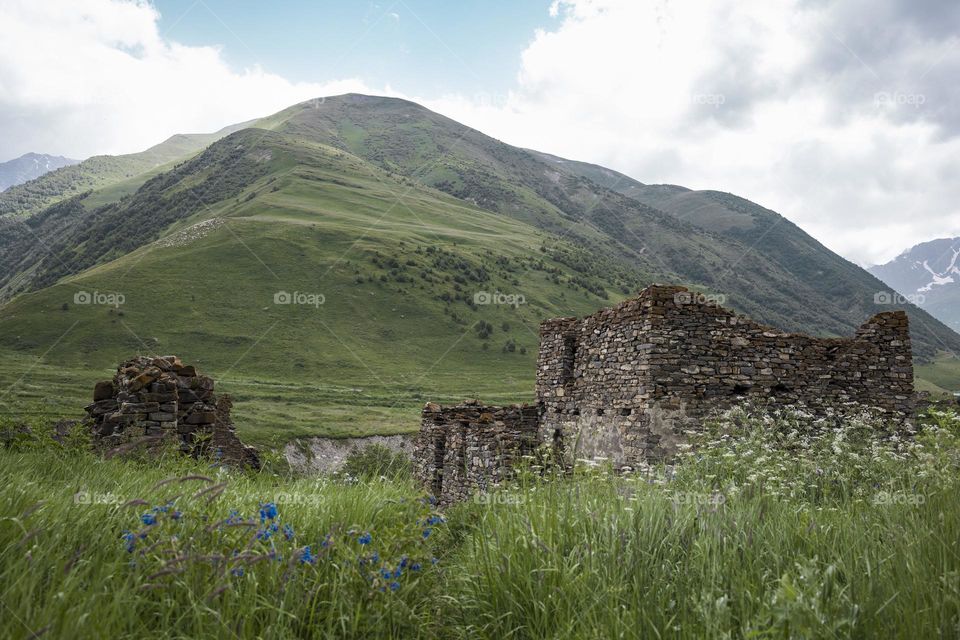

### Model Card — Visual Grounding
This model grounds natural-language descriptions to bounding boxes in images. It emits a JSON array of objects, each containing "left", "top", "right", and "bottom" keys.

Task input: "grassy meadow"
[{"left": 1, "top": 406, "right": 958, "bottom": 639}]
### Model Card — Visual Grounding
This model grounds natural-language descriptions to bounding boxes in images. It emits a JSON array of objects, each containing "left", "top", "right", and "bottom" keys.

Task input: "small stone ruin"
[
  {"left": 414, "top": 401, "right": 539, "bottom": 505},
  {"left": 416, "top": 284, "right": 916, "bottom": 504},
  {"left": 85, "top": 355, "right": 260, "bottom": 468}
]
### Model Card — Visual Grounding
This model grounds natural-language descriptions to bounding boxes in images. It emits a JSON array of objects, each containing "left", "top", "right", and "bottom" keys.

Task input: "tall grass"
[{"left": 1, "top": 408, "right": 959, "bottom": 638}]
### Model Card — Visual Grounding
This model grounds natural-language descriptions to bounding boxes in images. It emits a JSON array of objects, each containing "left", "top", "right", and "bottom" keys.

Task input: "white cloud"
[
  {"left": 423, "top": 0, "right": 960, "bottom": 265},
  {"left": 0, "top": 0, "right": 372, "bottom": 159}
]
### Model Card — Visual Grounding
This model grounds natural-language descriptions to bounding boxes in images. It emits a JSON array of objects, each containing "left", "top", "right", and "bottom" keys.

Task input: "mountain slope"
[
  {"left": 528, "top": 147, "right": 960, "bottom": 361},
  {"left": 870, "top": 237, "right": 960, "bottom": 332},
  {"left": 0, "top": 121, "right": 255, "bottom": 217},
  {"left": 0, "top": 127, "right": 641, "bottom": 440},
  {"left": 257, "top": 95, "right": 960, "bottom": 359},
  {"left": 0, "top": 153, "right": 79, "bottom": 191},
  {"left": 1, "top": 94, "right": 958, "bottom": 440}
]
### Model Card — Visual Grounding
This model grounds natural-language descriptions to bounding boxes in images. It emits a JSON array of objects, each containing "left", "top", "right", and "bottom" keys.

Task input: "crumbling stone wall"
[
  {"left": 418, "top": 284, "right": 916, "bottom": 501},
  {"left": 415, "top": 400, "right": 539, "bottom": 506},
  {"left": 537, "top": 285, "right": 914, "bottom": 467},
  {"left": 86, "top": 356, "right": 260, "bottom": 468}
]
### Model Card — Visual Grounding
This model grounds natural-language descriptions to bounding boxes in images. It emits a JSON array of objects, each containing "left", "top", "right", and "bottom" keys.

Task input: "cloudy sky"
[{"left": 1, "top": 0, "right": 958, "bottom": 265}]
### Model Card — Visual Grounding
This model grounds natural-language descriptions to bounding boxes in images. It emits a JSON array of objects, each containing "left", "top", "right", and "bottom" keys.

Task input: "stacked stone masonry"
[
  {"left": 86, "top": 355, "right": 260, "bottom": 468},
  {"left": 417, "top": 284, "right": 915, "bottom": 503},
  {"left": 415, "top": 401, "right": 539, "bottom": 505}
]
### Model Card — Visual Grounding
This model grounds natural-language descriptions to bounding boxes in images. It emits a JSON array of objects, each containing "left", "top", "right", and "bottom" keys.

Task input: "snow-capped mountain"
[
  {"left": 870, "top": 237, "right": 960, "bottom": 332},
  {"left": 0, "top": 152, "right": 79, "bottom": 191}
]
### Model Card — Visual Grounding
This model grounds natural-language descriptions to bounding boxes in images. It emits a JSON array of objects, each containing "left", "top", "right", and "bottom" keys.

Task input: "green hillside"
[
  {"left": 0, "top": 128, "right": 640, "bottom": 442},
  {"left": 256, "top": 95, "right": 960, "bottom": 359},
  {"left": 1, "top": 94, "right": 958, "bottom": 443}
]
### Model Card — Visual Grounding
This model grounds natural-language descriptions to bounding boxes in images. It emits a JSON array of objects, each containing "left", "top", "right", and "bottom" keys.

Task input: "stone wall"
[
  {"left": 415, "top": 400, "right": 539, "bottom": 506},
  {"left": 418, "top": 284, "right": 916, "bottom": 501},
  {"left": 537, "top": 285, "right": 915, "bottom": 467},
  {"left": 85, "top": 356, "right": 260, "bottom": 468}
]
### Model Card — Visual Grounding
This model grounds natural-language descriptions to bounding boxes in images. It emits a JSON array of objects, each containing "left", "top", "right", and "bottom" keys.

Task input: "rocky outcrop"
[{"left": 85, "top": 356, "right": 259, "bottom": 468}]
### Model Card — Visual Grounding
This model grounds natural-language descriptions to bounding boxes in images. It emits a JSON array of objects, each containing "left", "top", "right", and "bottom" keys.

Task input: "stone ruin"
[
  {"left": 85, "top": 355, "right": 260, "bottom": 468},
  {"left": 415, "top": 401, "right": 539, "bottom": 505},
  {"left": 415, "top": 284, "right": 915, "bottom": 504}
]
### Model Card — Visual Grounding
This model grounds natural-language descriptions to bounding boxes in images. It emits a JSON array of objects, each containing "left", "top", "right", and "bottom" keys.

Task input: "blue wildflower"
[
  {"left": 411, "top": 562, "right": 422, "bottom": 572},
  {"left": 422, "top": 528, "right": 432, "bottom": 539},
  {"left": 320, "top": 534, "right": 333, "bottom": 548},
  {"left": 283, "top": 524, "right": 295, "bottom": 541},
  {"left": 380, "top": 568, "right": 392, "bottom": 580},
  {"left": 231, "top": 567, "right": 245, "bottom": 577},
  {"left": 122, "top": 531, "right": 136, "bottom": 553},
  {"left": 358, "top": 532, "right": 372, "bottom": 545},
  {"left": 427, "top": 515, "right": 444, "bottom": 525},
  {"left": 393, "top": 567, "right": 402, "bottom": 579},
  {"left": 140, "top": 513, "right": 157, "bottom": 526},
  {"left": 256, "top": 528, "right": 272, "bottom": 541},
  {"left": 399, "top": 556, "right": 409, "bottom": 569},
  {"left": 259, "top": 502, "right": 278, "bottom": 523},
  {"left": 171, "top": 510, "right": 183, "bottom": 521},
  {"left": 370, "top": 551, "right": 380, "bottom": 563},
  {"left": 300, "top": 546, "right": 316, "bottom": 565},
  {"left": 390, "top": 581, "right": 400, "bottom": 591}
]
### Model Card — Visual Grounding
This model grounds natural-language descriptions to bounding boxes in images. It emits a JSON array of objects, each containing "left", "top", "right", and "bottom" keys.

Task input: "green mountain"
[
  {"left": 1, "top": 94, "right": 957, "bottom": 442},
  {"left": 0, "top": 120, "right": 255, "bottom": 217},
  {"left": 255, "top": 95, "right": 960, "bottom": 358}
]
